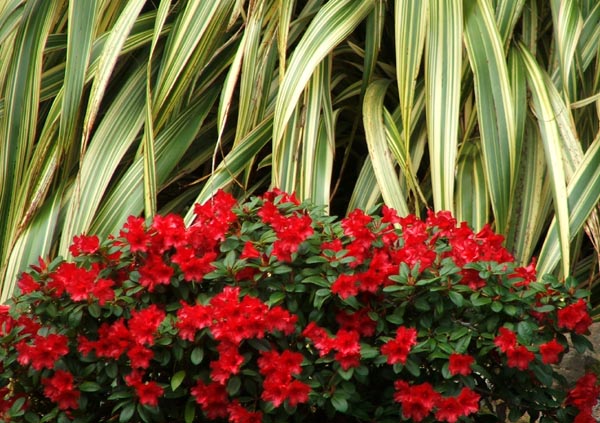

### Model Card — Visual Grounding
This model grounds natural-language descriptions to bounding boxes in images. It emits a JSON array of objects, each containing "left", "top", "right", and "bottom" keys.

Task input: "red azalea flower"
[
  {"left": 435, "top": 397, "right": 464, "bottom": 423},
  {"left": 258, "top": 349, "right": 303, "bottom": 382},
  {"left": 266, "top": 306, "right": 297, "bottom": 335},
  {"left": 69, "top": 234, "right": 100, "bottom": 256},
  {"left": 128, "top": 305, "right": 165, "bottom": 345},
  {"left": 574, "top": 411, "right": 597, "bottom": 423},
  {"left": 393, "top": 380, "right": 439, "bottom": 422},
  {"left": 134, "top": 381, "right": 163, "bottom": 407},
  {"left": 302, "top": 322, "right": 335, "bottom": 356},
  {"left": 261, "top": 378, "right": 310, "bottom": 407},
  {"left": 557, "top": 299, "right": 593, "bottom": 334},
  {"left": 210, "top": 342, "right": 244, "bottom": 384},
  {"left": 506, "top": 345, "right": 535, "bottom": 370},
  {"left": 284, "top": 379, "right": 311, "bottom": 406},
  {"left": 151, "top": 213, "right": 187, "bottom": 251},
  {"left": 568, "top": 373, "right": 600, "bottom": 413},
  {"left": 494, "top": 327, "right": 517, "bottom": 352},
  {"left": 435, "top": 388, "right": 480, "bottom": 423},
  {"left": 335, "top": 308, "right": 376, "bottom": 337},
  {"left": 191, "top": 380, "right": 229, "bottom": 419},
  {"left": 227, "top": 401, "right": 263, "bottom": 423},
  {"left": 331, "top": 273, "right": 359, "bottom": 299},
  {"left": 138, "top": 253, "right": 174, "bottom": 292},
  {"left": 381, "top": 326, "right": 417, "bottom": 365},
  {"left": 91, "top": 278, "right": 115, "bottom": 305},
  {"left": 448, "top": 353, "right": 474, "bottom": 376},
  {"left": 17, "top": 272, "right": 40, "bottom": 294},
  {"left": 509, "top": 258, "right": 537, "bottom": 287},
  {"left": 171, "top": 247, "right": 216, "bottom": 282},
  {"left": 539, "top": 339, "right": 564, "bottom": 364},
  {"left": 17, "top": 333, "right": 69, "bottom": 371},
  {"left": 127, "top": 344, "right": 154, "bottom": 369},
  {"left": 240, "top": 241, "right": 261, "bottom": 259},
  {"left": 176, "top": 301, "right": 212, "bottom": 341},
  {"left": 42, "top": 370, "right": 80, "bottom": 410},
  {"left": 0, "top": 306, "right": 14, "bottom": 336},
  {"left": 93, "top": 320, "right": 131, "bottom": 359},
  {"left": 120, "top": 215, "right": 149, "bottom": 253},
  {"left": 333, "top": 329, "right": 361, "bottom": 370}
]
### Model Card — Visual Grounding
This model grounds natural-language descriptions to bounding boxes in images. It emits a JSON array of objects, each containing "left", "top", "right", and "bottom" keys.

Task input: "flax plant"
[{"left": 1, "top": 0, "right": 600, "bottom": 307}]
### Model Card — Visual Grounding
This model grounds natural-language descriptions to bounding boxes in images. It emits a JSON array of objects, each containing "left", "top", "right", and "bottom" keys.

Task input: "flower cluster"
[{"left": 0, "top": 189, "right": 596, "bottom": 422}]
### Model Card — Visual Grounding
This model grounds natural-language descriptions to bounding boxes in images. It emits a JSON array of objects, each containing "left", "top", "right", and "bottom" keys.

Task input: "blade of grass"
[
  {"left": 537, "top": 133, "right": 600, "bottom": 275},
  {"left": 425, "top": 0, "right": 462, "bottom": 213},
  {"left": 395, "top": 0, "right": 426, "bottom": 153},
  {"left": 518, "top": 42, "right": 571, "bottom": 275},
  {"left": 272, "top": 0, "right": 374, "bottom": 183},
  {"left": 363, "top": 79, "right": 409, "bottom": 216},
  {"left": 464, "top": 0, "right": 516, "bottom": 233}
]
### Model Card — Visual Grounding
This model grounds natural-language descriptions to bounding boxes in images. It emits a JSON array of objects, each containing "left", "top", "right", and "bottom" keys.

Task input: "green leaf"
[
  {"left": 79, "top": 381, "right": 102, "bottom": 392},
  {"left": 184, "top": 400, "right": 196, "bottom": 423},
  {"left": 170, "top": 370, "right": 185, "bottom": 392},
  {"left": 190, "top": 347, "right": 204, "bottom": 365},
  {"left": 119, "top": 403, "right": 135, "bottom": 423},
  {"left": 571, "top": 333, "right": 593, "bottom": 353},
  {"left": 448, "top": 290, "right": 464, "bottom": 307},
  {"left": 331, "top": 394, "right": 348, "bottom": 413}
]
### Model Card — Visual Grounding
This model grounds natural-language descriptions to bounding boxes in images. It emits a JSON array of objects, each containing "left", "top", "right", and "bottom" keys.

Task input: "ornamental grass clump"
[{"left": 0, "top": 190, "right": 598, "bottom": 422}]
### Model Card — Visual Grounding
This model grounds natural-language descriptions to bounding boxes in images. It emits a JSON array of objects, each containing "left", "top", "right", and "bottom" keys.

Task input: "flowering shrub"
[{"left": 0, "top": 189, "right": 598, "bottom": 422}]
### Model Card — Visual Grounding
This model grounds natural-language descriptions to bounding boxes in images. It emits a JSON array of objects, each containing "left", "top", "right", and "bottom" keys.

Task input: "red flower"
[
  {"left": 210, "top": 342, "right": 244, "bottom": 384},
  {"left": 393, "top": 380, "right": 439, "bottom": 422},
  {"left": 240, "top": 241, "right": 261, "bottom": 259},
  {"left": 335, "top": 308, "right": 376, "bottom": 337},
  {"left": 0, "top": 306, "right": 14, "bottom": 336},
  {"left": 17, "top": 272, "right": 40, "bottom": 294},
  {"left": 176, "top": 301, "right": 212, "bottom": 341},
  {"left": 134, "top": 381, "right": 163, "bottom": 407},
  {"left": 261, "top": 378, "right": 310, "bottom": 407},
  {"left": 506, "top": 345, "right": 535, "bottom": 370},
  {"left": 258, "top": 349, "right": 311, "bottom": 407},
  {"left": 568, "top": 373, "right": 600, "bottom": 413},
  {"left": 120, "top": 215, "right": 149, "bottom": 253},
  {"left": 331, "top": 274, "right": 359, "bottom": 299},
  {"left": 127, "top": 344, "right": 154, "bottom": 369},
  {"left": 381, "top": 326, "right": 417, "bottom": 365},
  {"left": 302, "top": 322, "right": 335, "bottom": 356},
  {"left": 333, "top": 329, "right": 361, "bottom": 370},
  {"left": 128, "top": 305, "right": 165, "bottom": 346},
  {"left": 539, "top": 339, "right": 564, "bottom": 364},
  {"left": 494, "top": 327, "right": 517, "bottom": 352},
  {"left": 574, "top": 411, "right": 597, "bottom": 423},
  {"left": 125, "top": 371, "right": 164, "bottom": 407},
  {"left": 509, "top": 258, "right": 537, "bottom": 288},
  {"left": 171, "top": 247, "right": 216, "bottom": 282},
  {"left": 258, "top": 350, "right": 303, "bottom": 382},
  {"left": 191, "top": 380, "right": 229, "bottom": 419},
  {"left": 151, "top": 213, "right": 187, "bottom": 251},
  {"left": 435, "top": 388, "right": 480, "bottom": 422},
  {"left": 227, "top": 401, "right": 263, "bottom": 423},
  {"left": 17, "top": 333, "right": 69, "bottom": 371},
  {"left": 138, "top": 253, "right": 174, "bottom": 292},
  {"left": 448, "top": 353, "right": 474, "bottom": 376},
  {"left": 91, "top": 278, "right": 115, "bottom": 305},
  {"left": 69, "top": 234, "right": 100, "bottom": 256},
  {"left": 558, "top": 299, "right": 592, "bottom": 334},
  {"left": 42, "top": 370, "right": 80, "bottom": 410}
]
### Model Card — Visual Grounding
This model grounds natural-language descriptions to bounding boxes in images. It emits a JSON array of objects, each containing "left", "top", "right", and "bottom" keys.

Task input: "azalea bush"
[{"left": 0, "top": 190, "right": 598, "bottom": 423}]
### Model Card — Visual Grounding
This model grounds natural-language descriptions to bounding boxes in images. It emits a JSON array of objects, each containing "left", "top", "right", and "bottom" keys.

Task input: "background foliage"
[{"left": 1, "top": 0, "right": 600, "bottom": 306}]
